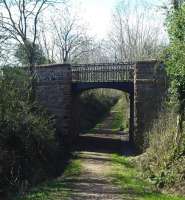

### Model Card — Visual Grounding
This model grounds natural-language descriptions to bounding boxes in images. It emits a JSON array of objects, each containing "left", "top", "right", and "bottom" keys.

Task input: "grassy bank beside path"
[
  {"left": 17, "top": 152, "right": 185, "bottom": 200},
  {"left": 110, "top": 154, "right": 185, "bottom": 200},
  {"left": 16, "top": 159, "right": 82, "bottom": 200}
]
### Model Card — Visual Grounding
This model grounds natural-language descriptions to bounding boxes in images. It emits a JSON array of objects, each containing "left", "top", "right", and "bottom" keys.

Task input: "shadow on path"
[
  {"left": 64, "top": 131, "right": 137, "bottom": 200},
  {"left": 74, "top": 131, "right": 136, "bottom": 156},
  {"left": 19, "top": 132, "right": 139, "bottom": 200}
]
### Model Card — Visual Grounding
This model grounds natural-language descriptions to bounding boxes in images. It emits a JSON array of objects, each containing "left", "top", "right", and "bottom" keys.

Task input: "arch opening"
[
  {"left": 71, "top": 86, "right": 134, "bottom": 152},
  {"left": 72, "top": 81, "right": 134, "bottom": 94}
]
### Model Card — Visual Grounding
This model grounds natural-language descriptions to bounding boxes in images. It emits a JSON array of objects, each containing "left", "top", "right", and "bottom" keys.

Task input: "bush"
[
  {"left": 137, "top": 111, "right": 185, "bottom": 192},
  {"left": 166, "top": 4, "right": 185, "bottom": 131},
  {"left": 138, "top": 3, "right": 185, "bottom": 194},
  {"left": 79, "top": 89, "right": 121, "bottom": 132},
  {"left": 0, "top": 67, "right": 57, "bottom": 196}
]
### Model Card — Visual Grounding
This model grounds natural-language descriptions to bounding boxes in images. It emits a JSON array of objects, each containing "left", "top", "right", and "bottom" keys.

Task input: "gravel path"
[
  {"left": 68, "top": 151, "right": 123, "bottom": 200},
  {"left": 67, "top": 132, "right": 130, "bottom": 200}
]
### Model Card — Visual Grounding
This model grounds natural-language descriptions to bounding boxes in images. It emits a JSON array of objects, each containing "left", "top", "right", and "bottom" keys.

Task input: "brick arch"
[
  {"left": 34, "top": 61, "right": 166, "bottom": 153},
  {"left": 71, "top": 82, "right": 134, "bottom": 143}
]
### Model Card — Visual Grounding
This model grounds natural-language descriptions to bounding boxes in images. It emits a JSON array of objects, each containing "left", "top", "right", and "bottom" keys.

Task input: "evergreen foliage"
[
  {"left": 137, "top": 3, "right": 185, "bottom": 193},
  {"left": 15, "top": 41, "right": 48, "bottom": 66},
  {"left": 0, "top": 67, "right": 57, "bottom": 196},
  {"left": 166, "top": 4, "right": 185, "bottom": 129}
]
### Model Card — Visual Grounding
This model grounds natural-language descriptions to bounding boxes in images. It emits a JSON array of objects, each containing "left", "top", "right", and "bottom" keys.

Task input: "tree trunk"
[{"left": 28, "top": 45, "right": 36, "bottom": 102}]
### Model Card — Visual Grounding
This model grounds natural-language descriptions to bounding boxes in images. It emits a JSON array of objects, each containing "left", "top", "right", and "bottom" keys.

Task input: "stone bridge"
[{"left": 34, "top": 60, "right": 166, "bottom": 153}]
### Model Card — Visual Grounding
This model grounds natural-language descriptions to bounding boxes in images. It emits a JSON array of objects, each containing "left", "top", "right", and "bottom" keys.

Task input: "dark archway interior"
[
  {"left": 72, "top": 81, "right": 134, "bottom": 94},
  {"left": 72, "top": 86, "right": 135, "bottom": 154}
]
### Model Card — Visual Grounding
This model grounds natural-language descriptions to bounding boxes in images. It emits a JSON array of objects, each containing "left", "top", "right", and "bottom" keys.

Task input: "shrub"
[
  {"left": 79, "top": 89, "right": 121, "bottom": 132},
  {"left": 0, "top": 67, "right": 56, "bottom": 196},
  {"left": 137, "top": 111, "right": 185, "bottom": 191},
  {"left": 166, "top": 4, "right": 185, "bottom": 131}
]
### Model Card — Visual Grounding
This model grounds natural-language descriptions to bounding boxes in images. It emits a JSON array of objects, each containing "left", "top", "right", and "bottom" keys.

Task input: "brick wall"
[
  {"left": 133, "top": 61, "right": 166, "bottom": 152},
  {"left": 34, "top": 64, "right": 72, "bottom": 146}
]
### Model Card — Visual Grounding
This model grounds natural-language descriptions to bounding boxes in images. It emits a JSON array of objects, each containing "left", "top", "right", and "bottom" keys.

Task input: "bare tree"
[
  {"left": 51, "top": 6, "right": 92, "bottom": 64},
  {"left": 0, "top": 0, "right": 66, "bottom": 101},
  {"left": 0, "top": 27, "right": 10, "bottom": 64},
  {"left": 109, "top": 1, "right": 166, "bottom": 62},
  {"left": 85, "top": 40, "right": 112, "bottom": 63},
  {"left": 0, "top": 0, "right": 65, "bottom": 70},
  {"left": 38, "top": 21, "right": 57, "bottom": 64}
]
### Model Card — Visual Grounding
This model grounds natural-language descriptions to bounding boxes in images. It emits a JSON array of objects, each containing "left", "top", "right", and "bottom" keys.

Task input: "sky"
[
  {"left": 71, "top": 0, "right": 119, "bottom": 39},
  {"left": 70, "top": 0, "right": 167, "bottom": 39}
]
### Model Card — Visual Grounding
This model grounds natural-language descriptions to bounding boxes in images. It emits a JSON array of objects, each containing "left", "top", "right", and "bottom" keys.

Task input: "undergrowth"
[
  {"left": 136, "top": 112, "right": 185, "bottom": 195},
  {"left": 111, "top": 95, "right": 129, "bottom": 131},
  {"left": 79, "top": 89, "right": 121, "bottom": 132},
  {"left": 16, "top": 159, "right": 82, "bottom": 200},
  {"left": 111, "top": 154, "right": 185, "bottom": 200},
  {"left": 92, "top": 94, "right": 129, "bottom": 132},
  {"left": 0, "top": 67, "right": 59, "bottom": 197}
]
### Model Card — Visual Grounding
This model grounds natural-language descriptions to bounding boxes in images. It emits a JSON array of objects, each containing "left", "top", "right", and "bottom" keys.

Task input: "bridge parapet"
[
  {"left": 33, "top": 64, "right": 73, "bottom": 145},
  {"left": 72, "top": 62, "right": 134, "bottom": 83},
  {"left": 32, "top": 61, "right": 166, "bottom": 153},
  {"left": 34, "top": 64, "right": 71, "bottom": 82}
]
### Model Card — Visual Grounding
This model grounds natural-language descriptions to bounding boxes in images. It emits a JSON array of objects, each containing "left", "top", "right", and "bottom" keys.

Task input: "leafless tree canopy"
[
  {"left": 0, "top": 0, "right": 65, "bottom": 66},
  {"left": 51, "top": 7, "right": 92, "bottom": 63},
  {"left": 109, "top": 1, "right": 166, "bottom": 62},
  {"left": 0, "top": 0, "right": 167, "bottom": 65}
]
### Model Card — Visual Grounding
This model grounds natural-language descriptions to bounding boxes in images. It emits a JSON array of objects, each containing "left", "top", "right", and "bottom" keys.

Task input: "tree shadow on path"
[{"left": 73, "top": 131, "right": 136, "bottom": 156}]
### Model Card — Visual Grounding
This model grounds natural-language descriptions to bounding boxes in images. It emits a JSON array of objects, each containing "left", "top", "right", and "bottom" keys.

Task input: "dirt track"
[{"left": 67, "top": 132, "right": 132, "bottom": 200}]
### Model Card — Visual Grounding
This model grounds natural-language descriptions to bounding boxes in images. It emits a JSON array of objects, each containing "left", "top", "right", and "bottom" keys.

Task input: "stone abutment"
[{"left": 33, "top": 61, "right": 166, "bottom": 153}]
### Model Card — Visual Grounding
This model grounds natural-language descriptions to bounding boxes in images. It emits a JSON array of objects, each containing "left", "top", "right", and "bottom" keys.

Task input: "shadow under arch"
[
  {"left": 71, "top": 81, "right": 134, "bottom": 144},
  {"left": 72, "top": 81, "right": 134, "bottom": 94}
]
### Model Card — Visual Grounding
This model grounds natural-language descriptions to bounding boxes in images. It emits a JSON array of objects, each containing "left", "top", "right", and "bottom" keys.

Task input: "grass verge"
[
  {"left": 16, "top": 159, "right": 82, "bottom": 200},
  {"left": 110, "top": 154, "right": 185, "bottom": 200},
  {"left": 93, "top": 95, "right": 129, "bottom": 132},
  {"left": 111, "top": 96, "right": 129, "bottom": 131}
]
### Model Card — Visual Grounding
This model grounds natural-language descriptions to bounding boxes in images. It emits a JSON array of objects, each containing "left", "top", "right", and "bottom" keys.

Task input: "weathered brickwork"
[
  {"left": 34, "top": 61, "right": 166, "bottom": 153},
  {"left": 34, "top": 64, "right": 72, "bottom": 145},
  {"left": 134, "top": 61, "right": 166, "bottom": 152}
]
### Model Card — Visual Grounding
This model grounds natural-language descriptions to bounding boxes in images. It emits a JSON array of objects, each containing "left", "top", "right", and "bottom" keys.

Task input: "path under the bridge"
[
  {"left": 69, "top": 131, "right": 131, "bottom": 200},
  {"left": 20, "top": 109, "right": 183, "bottom": 200},
  {"left": 63, "top": 100, "right": 133, "bottom": 200}
]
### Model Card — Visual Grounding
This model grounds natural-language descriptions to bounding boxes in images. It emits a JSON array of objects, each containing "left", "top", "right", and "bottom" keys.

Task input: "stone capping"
[
  {"left": 35, "top": 63, "right": 71, "bottom": 69},
  {"left": 135, "top": 60, "right": 158, "bottom": 65},
  {"left": 34, "top": 80, "right": 71, "bottom": 86},
  {"left": 23, "top": 63, "right": 71, "bottom": 70},
  {"left": 135, "top": 79, "right": 156, "bottom": 83}
]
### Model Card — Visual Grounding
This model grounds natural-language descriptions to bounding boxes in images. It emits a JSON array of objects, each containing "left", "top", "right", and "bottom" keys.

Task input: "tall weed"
[{"left": 137, "top": 112, "right": 185, "bottom": 191}]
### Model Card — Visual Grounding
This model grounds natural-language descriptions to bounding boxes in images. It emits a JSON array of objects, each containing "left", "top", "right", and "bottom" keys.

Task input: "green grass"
[
  {"left": 110, "top": 154, "right": 185, "bottom": 200},
  {"left": 16, "top": 159, "right": 82, "bottom": 200},
  {"left": 111, "top": 98, "right": 125, "bottom": 131},
  {"left": 111, "top": 96, "right": 129, "bottom": 131},
  {"left": 92, "top": 95, "right": 129, "bottom": 132},
  {"left": 63, "top": 160, "right": 82, "bottom": 177}
]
